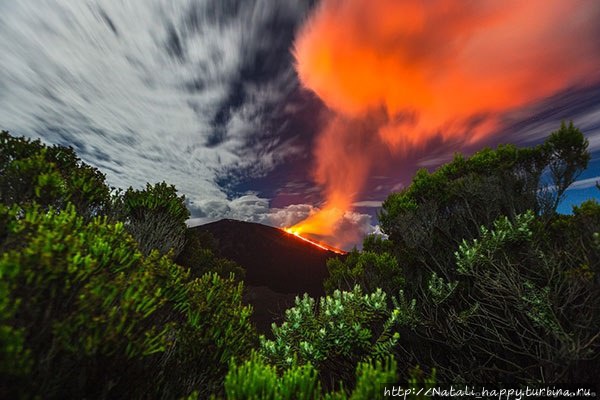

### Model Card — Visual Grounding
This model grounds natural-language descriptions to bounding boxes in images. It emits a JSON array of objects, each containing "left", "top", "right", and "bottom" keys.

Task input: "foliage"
[
  {"left": 324, "top": 250, "right": 403, "bottom": 294},
  {"left": 2, "top": 120, "right": 595, "bottom": 394},
  {"left": 115, "top": 181, "right": 190, "bottom": 258},
  {"left": 547, "top": 199, "right": 600, "bottom": 278},
  {"left": 318, "top": 123, "right": 597, "bottom": 386},
  {"left": 401, "top": 210, "right": 600, "bottom": 384},
  {"left": 362, "top": 234, "right": 395, "bottom": 254},
  {"left": 224, "top": 351, "right": 321, "bottom": 400},
  {"left": 260, "top": 286, "right": 401, "bottom": 387},
  {"left": 0, "top": 203, "right": 255, "bottom": 399},
  {"left": 0, "top": 131, "right": 195, "bottom": 260},
  {"left": 405, "top": 366, "right": 437, "bottom": 400},
  {"left": 223, "top": 352, "right": 402, "bottom": 400},
  {"left": 542, "top": 121, "right": 591, "bottom": 211},
  {"left": 378, "top": 122, "right": 589, "bottom": 297},
  {"left": 348, "top": 357, "right": 398, "bottom": 400},
  {"left": 160, "top": 271, "right": 256, "bottom": 398},
  {"left": 0, "top": 130, "right": 111, "bottom": 218}
]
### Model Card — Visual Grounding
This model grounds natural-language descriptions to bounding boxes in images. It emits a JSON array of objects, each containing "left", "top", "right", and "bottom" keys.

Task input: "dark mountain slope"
[{"left": 190, "top": 219, "right": 342, "bottom": 297}]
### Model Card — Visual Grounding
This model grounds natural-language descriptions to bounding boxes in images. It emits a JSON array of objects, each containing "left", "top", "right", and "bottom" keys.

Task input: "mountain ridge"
[
  {"left": 189, "top": 219, "right": 345, "bottom": 333},
  {"left": 190, "top": 218, "right": 343, "bottom": 297}
]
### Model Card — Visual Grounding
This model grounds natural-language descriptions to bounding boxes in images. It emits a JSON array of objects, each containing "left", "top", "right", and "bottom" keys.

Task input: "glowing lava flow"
[{"left": 283, "top": 228, "right": 346, "bottom": 255}]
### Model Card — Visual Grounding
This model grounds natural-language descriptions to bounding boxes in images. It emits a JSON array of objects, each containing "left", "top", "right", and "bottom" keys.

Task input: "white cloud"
[
  {"left": 353, "top": 200, "right": 383, "bottom": 208},
  {"left": 568, "top": 176, "right": 600, "bottom": 191},
  {"left": 503, "top": 93, "right": 600, "bottom": 151},
  {"left": 0, "top": 0, "right": 310, "bottom": 208}
]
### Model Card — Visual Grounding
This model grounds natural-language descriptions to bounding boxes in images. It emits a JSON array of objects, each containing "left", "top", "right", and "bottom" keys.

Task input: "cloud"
[
  {"left": 289, "top": 0, "right": 600, "bottom": 241},
  {"left": 296, "top": 0, "right": 600, "bottom": 130},
  {"left": 353, "top": 201, "right": 383, "bottom": 208},
  {"left": 0, "top": 0, "right": 312, "bottom": 211},
  {"left": 497, "top": 85, "right": 600, "bottom": 151},
  {"left": 568, "top": 176, "right": 600, "bottom": 191}
]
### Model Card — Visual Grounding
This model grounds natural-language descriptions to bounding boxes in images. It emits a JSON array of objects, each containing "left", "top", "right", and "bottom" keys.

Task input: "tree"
[
  {"left": 0, "top": 130, "right": 111, "bottom": 218},
  {"left": 325, "top": 123, "right": 596, "bottom": 385},
  {"left": 378, "top": 123, "right": 589, "bottom": 296},
  {"left": 541, "top": 121, "right": 590, "bottom": 212},
  {"left": 115, "top": 182, "right": 190, "bottom": 258},
  {"left": 0, "top": 131, "right": 193, "bottom": 260}
]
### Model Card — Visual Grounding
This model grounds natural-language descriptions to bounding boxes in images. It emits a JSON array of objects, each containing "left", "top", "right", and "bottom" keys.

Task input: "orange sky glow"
[{"left": 288, "top": 0, "right": 600, "bottom": 246}]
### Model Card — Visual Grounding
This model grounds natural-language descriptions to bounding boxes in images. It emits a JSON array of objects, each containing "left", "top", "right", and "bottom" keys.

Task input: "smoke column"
[{"left": 289, "top": 0, "right": 600, "bottom": 240}]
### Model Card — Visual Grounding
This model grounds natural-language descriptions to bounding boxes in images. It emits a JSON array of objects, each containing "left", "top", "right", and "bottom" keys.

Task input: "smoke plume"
[{"left": 290, "top": 0, "right": 600, "bottom": 240}]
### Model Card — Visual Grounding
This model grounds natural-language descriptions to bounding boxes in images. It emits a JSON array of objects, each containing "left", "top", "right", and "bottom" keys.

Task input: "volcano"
[
  {"left": 188, "top": 219, "right": 345, "bottom": 333},
  {"left": 190, "top": 219, "right": 343, "bottom": 296}
]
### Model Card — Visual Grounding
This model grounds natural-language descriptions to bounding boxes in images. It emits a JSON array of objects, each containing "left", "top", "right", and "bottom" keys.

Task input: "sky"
[{"left": 1, "top": 0, "right": 599, "bottom": 250}]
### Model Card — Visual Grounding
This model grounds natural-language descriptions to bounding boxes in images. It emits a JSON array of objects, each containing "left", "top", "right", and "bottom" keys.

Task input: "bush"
[
  {"left": 399, "top": 210, "right": 600, "bottom": 384},
  {"left": 115, "top": 182, "right": 190, "bottom": 258},
  {"left": 260, "top": 286, "right": 401, "bottom": 387},
  {"left": 224, "top": 351, "right": 321, "bottom": 400},
  {"left": 378, "top": 123, "right": 589, "bottom": 297},
  {"left": 325, "top": 250, "right": 403, "bottom": 294},
  {"left": 223, "top": 352, "right": 400, "bottom": 399},
  {"left": 0, "top": 203, "right": 255, "bottom": 399},
  {"left": 0, "top": 130, "right": 111, "bottom": 218}
]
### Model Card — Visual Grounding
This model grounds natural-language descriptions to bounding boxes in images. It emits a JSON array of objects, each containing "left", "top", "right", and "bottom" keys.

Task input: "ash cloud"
[{"left": 290, "top": 0, "right": 600, "bottom": 242}]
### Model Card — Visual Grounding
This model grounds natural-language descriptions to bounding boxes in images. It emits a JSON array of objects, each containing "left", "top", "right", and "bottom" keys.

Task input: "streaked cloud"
[{"left": 0, "top": 0, "right": 312, "bottom": 215}]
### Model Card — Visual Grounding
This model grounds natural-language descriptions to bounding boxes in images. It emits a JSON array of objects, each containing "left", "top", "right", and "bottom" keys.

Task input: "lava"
[{"left": 283, "top": 227, "right": 346, "bottom": 255}]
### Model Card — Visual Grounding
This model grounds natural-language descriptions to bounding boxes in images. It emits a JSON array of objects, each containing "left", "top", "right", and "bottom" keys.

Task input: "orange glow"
[
  {"left": 290, "top": 0, "right": 600, "bottom": 242},
  {"left": 283, "top": 227, "right": 346, "bottom": 254}
]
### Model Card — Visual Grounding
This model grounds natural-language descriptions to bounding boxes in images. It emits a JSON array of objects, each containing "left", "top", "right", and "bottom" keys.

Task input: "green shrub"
[
  {"left": 378, "top": 123, "right": 589, "bottom": 297},
  {"left": 0, "top": 203, "right": 255, "bottom": 399},
  {"left": 223, "top": 353, "right": 401, "bottom": 400},
  {"left": 325, "top": 250, "right": 403, "bottom": 294},
  {"left": 260, "top": 286, "right": 401, "bottom": 387},
  {"left": 400, "top": 210, "right": 600, "bottom": 384},
  {"left": 224, "top": 351, "right": 321, "bottom": 400},
  {"left": 0, "top": 130, "right": 111, "bottom": 218},
  {"left": 115, "top": 181, "right": 190, "bottom": 258}
]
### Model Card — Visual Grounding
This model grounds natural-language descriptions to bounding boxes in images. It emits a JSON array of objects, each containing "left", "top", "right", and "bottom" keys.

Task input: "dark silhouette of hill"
[
  {"left": 190, "top": 219, "right": 342, "bottom": 297},
  {"left": 188, "top": 219, "right": 345, "bottom": 334}
]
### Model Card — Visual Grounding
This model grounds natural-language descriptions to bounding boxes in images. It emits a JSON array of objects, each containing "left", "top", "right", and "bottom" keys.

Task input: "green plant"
[
  {"left": 0, "top": 130, "right": 111, "bottom": 218},
  {"left": 404, "top": 210, "right": 600, "bottom": 384},
  {"left": 223, "top": 353, "right": 401, "bottom": 400},
  {"left": 260, "top": 286, "right": 401, "bottom": 387},
  {"left": 0, "top": 203, "right": 255, "bottom": 399},
  {"left": 378, "top": 123, "right": 589, "bottom": 298},
  {"left": 116, "top": 181, "right": 190, "bottom": 258},
  {"left": 224, "top": 351, "right": 321, "bottom": 400},
  {"left": 325, "top": 250, "right": 403, "bottom": 294}
]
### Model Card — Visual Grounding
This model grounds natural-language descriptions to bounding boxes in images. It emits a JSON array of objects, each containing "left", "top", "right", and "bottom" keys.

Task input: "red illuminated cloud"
[{"left": 290, "top": 0, "right": 600, "bottom": 242}]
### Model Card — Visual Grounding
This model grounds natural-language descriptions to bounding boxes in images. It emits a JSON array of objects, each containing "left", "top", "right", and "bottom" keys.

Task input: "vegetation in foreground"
[{"left": 0, "top": 122, "right": 598, "bottom": 398}]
